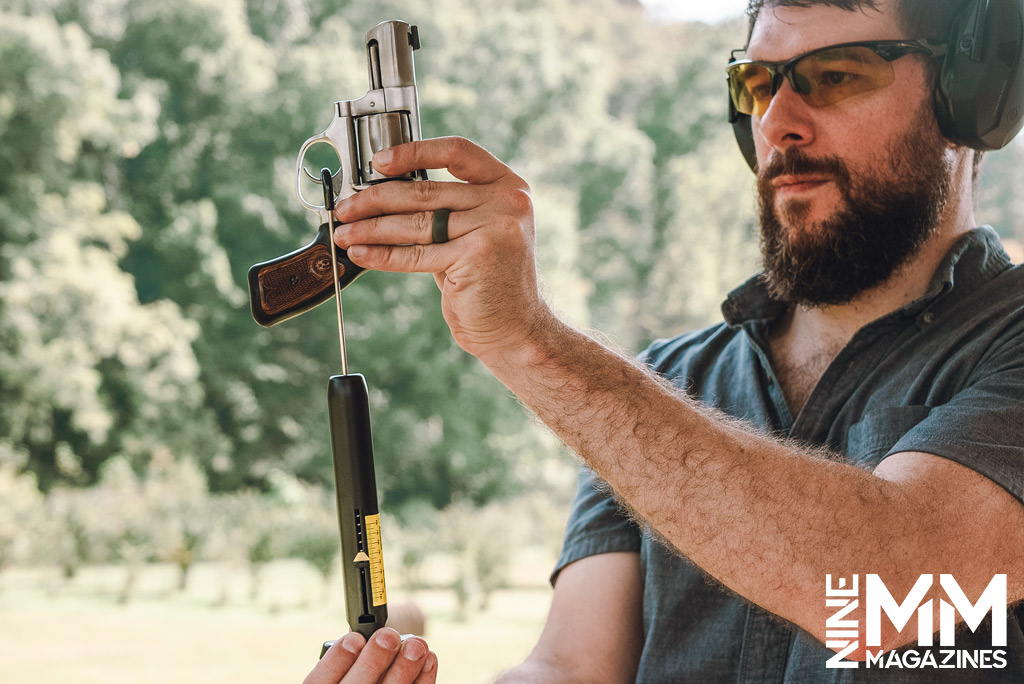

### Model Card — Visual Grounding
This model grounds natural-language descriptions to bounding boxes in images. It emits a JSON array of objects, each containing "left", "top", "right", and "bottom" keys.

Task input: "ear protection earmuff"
[{"left": 729, "top": 0, "right": 1024, "bottom": 172}]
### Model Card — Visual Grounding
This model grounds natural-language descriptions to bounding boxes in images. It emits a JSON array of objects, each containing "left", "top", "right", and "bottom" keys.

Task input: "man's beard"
[{"left": 756, "top": 117, "right": 953, "bottom": 307}]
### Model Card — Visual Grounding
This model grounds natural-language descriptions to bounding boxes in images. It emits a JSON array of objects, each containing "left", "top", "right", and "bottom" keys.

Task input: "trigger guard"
[{"left": 296, "top": 136, "right": 337, "bottom": 213}]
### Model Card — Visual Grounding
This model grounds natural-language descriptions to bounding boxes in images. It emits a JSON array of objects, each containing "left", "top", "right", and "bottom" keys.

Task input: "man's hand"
[
  {"left": 332, "top": 136, "right": 555, "bottom": 366},
  {"left": 302, "top": 628, "right": 437, "bottom": 684}
]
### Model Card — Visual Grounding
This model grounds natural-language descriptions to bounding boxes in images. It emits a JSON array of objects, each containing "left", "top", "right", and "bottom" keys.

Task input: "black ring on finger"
[{"left": 432, "top": 208, "right": 451, "bottom": 244}]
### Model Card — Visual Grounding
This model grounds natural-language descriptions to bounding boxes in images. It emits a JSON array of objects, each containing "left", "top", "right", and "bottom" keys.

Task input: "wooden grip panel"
[{"left": 257, "top": 244, "right": 342, "bottom": 316}]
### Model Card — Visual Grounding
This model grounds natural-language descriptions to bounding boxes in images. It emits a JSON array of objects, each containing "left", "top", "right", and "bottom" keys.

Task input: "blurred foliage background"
[
  {"left": 0, "top": 0, "right": 777, "bottom": 513},
  {"left": 1, "top": 0, "right": 1023, "bottom": 679}
]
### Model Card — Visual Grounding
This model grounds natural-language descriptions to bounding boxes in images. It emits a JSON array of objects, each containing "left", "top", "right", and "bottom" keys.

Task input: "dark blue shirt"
[{"left": 553, "top": 227, "right": 1024, "bottom": 683}]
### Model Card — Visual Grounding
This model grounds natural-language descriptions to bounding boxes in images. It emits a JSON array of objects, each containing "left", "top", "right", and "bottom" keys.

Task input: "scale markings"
[{"left": 364, "top": 514, "right": 387, "bottom": 607}]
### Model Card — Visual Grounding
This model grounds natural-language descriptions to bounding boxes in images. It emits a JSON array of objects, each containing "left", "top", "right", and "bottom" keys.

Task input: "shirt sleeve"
[
  {"left": 550, "top": 466, "right": 642, "bottom": 587},
  {"left": 884, "top": 335, "right": 1024, "bottom": 506}
]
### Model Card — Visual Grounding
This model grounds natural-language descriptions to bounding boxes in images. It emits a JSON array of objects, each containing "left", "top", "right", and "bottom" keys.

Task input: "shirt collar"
[{"left": 720, "top": 226, "right": 1014, "bottom": 327}]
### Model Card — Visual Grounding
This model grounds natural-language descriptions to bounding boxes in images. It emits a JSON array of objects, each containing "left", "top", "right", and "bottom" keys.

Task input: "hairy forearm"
[{"left": 481, "top": 315, "right": 961, "bottom": 640}]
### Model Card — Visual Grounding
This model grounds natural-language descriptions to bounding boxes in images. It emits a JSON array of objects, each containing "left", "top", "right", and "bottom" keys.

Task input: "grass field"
[{"left": 0, "top": 550, "right": 556, "bottom": 683}]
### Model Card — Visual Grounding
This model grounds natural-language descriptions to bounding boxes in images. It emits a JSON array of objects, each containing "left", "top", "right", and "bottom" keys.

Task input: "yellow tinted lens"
[
  {"left": 730, "top": 63, "right": 773, "bottom": 117},
  {"left": 794, "top": 46, "right": 894, "bottom": 107}
]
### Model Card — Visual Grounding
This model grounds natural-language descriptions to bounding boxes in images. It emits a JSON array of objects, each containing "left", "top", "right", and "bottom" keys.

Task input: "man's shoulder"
[
  {"left": 945, "top": 257, "right": 1024, "bottom": 338},
  {"left": 640, "top": 321, "right": 745, "bottom": 376},
  {"left": 991, "top": 259, "right": 1024, "bottom": 293}
]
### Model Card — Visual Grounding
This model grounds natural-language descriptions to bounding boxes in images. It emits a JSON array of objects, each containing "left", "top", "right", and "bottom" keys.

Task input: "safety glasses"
[{"left": 727, "top": 39, "right": 946, "bottom": 118}]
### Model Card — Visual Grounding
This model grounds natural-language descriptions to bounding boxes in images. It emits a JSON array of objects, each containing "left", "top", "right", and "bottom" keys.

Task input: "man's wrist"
[{"left": 474, "top": 304, "right": 566, "bottom": 378}]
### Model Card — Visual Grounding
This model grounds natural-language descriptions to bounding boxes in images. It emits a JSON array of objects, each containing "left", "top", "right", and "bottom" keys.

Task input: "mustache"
[{"left": 758, "top": 149, "right": 849, "bottom": 186}]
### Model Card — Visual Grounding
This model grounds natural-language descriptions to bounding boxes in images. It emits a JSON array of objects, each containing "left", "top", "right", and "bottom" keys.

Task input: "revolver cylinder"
[{"left": 357, "top": 112, "right": 415, "bottom": 183}]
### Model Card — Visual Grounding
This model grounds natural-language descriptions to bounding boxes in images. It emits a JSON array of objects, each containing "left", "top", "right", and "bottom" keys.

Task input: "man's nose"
[{"left": 755, "top": 78, "right": 816, "bottom": 159}]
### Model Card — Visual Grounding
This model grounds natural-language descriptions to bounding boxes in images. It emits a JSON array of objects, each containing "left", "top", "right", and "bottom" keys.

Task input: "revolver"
[{"left": 247, "top": 20, "right": 428, "bottom": 327}]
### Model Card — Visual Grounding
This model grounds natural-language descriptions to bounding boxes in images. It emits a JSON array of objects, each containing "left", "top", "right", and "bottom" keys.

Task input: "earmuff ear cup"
[{"left": 935, "top": 0, "right": 1024, "bottom": 150}]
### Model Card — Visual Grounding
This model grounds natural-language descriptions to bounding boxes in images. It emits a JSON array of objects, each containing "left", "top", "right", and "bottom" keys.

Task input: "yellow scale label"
[{"left": 364, "top": 514, "right": 387, "bottom": 607}]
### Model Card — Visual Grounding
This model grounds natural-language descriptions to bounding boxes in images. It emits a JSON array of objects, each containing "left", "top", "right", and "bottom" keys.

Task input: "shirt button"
[{"left": 921, "top": 312, "right": 935, "bottom": 324}]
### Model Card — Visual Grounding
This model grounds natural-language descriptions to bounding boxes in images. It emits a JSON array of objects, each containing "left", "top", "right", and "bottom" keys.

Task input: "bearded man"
[{"left": 304, "top": 0, "right": 1024, "bottom": 682}]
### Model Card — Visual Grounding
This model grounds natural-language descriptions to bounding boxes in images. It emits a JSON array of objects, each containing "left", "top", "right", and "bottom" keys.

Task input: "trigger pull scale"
[{"left": 320, "top": 166, "right": 389, "bottom": 648}]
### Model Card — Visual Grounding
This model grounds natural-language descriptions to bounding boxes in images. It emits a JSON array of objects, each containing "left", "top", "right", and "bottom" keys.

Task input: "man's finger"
[
  {"left": 412, "top": 652, "right": 438, "bottom": 684},
  {"left": 373, "top": 136, "right": 512, "bottom": 185},
  {"left": 339, "top": 627, "right": 402, "bottom": 682},
  {"left": 378, "top": 637, "right": 431, "bottom": 684},
  {"left": 335, "top": 180, "right": 481, "bottom": 225},
  {"left": 347, "top": 243, "right": 454, "bottom": 276},
  {"left": 334, "top": 210, "right": 476, "bottom": 249},
  {"left": 301, "top": 633, "right": 364, "bottom": 684}
]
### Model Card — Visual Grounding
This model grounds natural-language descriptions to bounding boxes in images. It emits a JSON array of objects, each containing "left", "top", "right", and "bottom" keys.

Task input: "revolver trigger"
[
  {"left": 304, "top": 165, "right": 343, "bottom": 187},
  {"left": 303, "top": 166, "right": 324, "bottom": 184}
]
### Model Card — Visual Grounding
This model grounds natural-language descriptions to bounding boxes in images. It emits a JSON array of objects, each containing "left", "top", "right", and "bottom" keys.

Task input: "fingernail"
[
  {"left": 403, "top": 638, "right": 427, "bottom": 661},
  {"left": 374, "top": 148, "right": 393, "bottom": 167},
  {"left": 333, "top": 225, "right": 346, "bottom": 244},
  {"left": 424, "top": 652, "right": 437, "bottom": 672},
  {"left": 375, "top": 628, "right": 400, "bottom": 650},
  {"left": 341, "top": 632, "right": 364, "bottom": 654}
]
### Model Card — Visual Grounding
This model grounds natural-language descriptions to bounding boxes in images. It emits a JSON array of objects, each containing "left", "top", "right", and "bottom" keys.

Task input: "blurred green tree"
[{"left": 0, "top": 11, "right": 227, "bottom": 490}]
